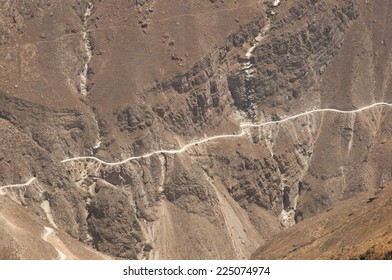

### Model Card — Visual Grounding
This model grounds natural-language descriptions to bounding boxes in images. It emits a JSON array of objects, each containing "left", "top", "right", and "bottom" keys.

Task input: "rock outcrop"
[{"left": 1, "top": 0, "right": 392, "bottom": 260}]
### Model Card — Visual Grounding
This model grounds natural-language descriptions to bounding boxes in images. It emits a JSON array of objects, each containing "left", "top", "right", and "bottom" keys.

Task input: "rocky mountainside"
[
  {"left": 1, "top": 0, "right": 392, "bottom": 259},
  {"left": 251, "top": 182, "right": 392, "bottom": 260}
]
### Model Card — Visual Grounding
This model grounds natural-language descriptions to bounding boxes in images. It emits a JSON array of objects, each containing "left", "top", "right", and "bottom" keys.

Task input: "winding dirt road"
[
  {"left": 61, "top": 102, "right": 392, "bottom": 166},
  {"left": 0, "top": 177, "right": 36, "bottom": 191},
  {"left": 240, "top": 102, "right": 392, "bottom": 128}
]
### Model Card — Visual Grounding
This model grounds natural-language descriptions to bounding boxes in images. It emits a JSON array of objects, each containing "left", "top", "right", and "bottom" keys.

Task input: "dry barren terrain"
[{"left": 1, "top": 0, "right": 392, "bottom": 259}]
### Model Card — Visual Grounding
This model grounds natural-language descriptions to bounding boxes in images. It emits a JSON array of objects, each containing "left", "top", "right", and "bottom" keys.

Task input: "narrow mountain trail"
[
  {"left": 62, "top": 102, "right": 392, "bottom": 166},
  {"left": 0, "top": 177, "right": 37, "bottom": 194},
  {"left": 240, "top": 102, "right": 392, "bottom": 128}
]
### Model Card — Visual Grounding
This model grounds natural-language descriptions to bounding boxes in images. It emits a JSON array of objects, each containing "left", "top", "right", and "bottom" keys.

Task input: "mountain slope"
[
  {"left": 1, "top": 0, "right": 392, "bottom": 259},
  {"left": 251, "top": 183, "right": 392, "bottom": 260}
]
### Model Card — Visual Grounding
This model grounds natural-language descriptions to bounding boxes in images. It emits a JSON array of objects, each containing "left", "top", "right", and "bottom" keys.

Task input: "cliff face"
[{"left": 1, "top": 0, "right": 392, "bottom": 260}]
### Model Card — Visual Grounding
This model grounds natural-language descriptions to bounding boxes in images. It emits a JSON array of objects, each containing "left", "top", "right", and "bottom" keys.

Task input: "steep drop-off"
[{"left": 1, "top": 0, "right": 392, "bottom": 259}]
